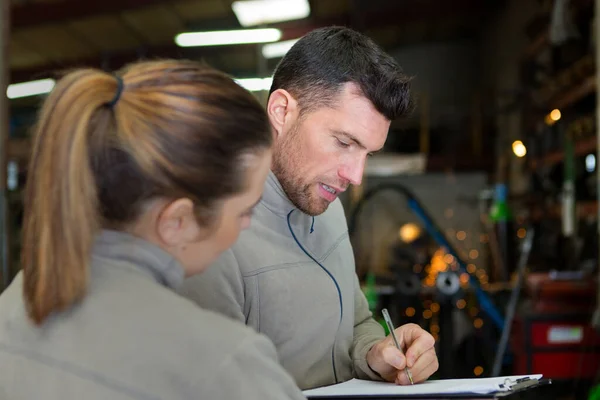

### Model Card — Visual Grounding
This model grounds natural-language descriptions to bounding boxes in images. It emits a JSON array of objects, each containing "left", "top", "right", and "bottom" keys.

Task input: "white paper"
[{"left": 303, "top": 375, "right": 543, "bottom": 398}]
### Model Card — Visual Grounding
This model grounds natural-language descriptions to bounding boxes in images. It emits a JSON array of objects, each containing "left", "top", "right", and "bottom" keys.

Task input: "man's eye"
[{"left": 336, "top": 138, "right": 350, "bottom": 148}]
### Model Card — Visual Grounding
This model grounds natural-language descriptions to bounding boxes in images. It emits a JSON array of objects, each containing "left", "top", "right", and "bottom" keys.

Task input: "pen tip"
[{"left": 406, "top": 369, "right": 414, "bottom": 385}]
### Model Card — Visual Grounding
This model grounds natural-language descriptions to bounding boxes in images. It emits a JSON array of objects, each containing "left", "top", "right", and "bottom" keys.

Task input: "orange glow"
[{"left": 460, "top": 273, "right": 469, "bottom": 285}]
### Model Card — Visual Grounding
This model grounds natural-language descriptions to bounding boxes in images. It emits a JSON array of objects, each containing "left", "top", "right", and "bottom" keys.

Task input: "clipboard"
[{"left": 302, "top": 375, "right": 552, "bottom": 399}]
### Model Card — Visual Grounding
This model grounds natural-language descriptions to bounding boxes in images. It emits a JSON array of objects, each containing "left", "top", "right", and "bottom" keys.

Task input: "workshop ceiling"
[{"left": 8, "top": 0, "right": 498, "bottom": 85}]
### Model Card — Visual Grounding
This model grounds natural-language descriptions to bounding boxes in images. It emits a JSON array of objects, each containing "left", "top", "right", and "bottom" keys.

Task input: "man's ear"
[
  {"left": 267, "top": 89, "right": 298, "bottom": 138},
  {"left": 155, "top": 198, "right": 200, "bottom": 247}
]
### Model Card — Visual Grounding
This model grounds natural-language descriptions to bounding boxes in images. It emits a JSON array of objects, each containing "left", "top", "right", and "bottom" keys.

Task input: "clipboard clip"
[{"left": 499, "top": 377, "right": 540, "bottom": 392}]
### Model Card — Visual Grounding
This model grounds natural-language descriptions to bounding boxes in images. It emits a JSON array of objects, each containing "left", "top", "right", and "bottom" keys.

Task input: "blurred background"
[{"left": 1, "top": 0, "right": 599, "bottom": 399}]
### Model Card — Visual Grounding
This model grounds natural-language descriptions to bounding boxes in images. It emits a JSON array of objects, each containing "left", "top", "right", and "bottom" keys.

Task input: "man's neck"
[{"left": 260, "top": 170, "right": 297, "bottom": 217}]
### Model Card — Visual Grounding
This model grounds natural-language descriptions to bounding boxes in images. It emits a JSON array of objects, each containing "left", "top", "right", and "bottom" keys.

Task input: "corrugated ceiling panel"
[
  {"left": 68, "top": 15, "right": 143, "bottom": 51},
  {"left": 9, "top": 38, "right": 50, "bottom": 70},
  {"left": 313, "top": 0, "right": 348, "bottom": 17},
  {"left": 11, "top": 25, "right": 97, "bottom": 62},
  {"left": 172, "top": 0, "right": 230, "bottom": 22},
  {"left": 121, "top": 4, "right": 185, "bottom": 45}
]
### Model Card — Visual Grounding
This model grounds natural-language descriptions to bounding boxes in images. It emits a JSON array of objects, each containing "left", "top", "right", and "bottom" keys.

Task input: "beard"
[{"left": 271, "top": 121, "right": 330, "bottom": 216}]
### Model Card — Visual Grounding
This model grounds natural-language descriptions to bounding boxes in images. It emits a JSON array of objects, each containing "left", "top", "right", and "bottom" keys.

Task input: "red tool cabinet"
[{"left": 510, "top": 273, "right": 600, "bottom": 380}]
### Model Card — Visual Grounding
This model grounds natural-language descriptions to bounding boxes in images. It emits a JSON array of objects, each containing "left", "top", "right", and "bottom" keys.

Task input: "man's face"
[{"left": 271, "top": 82, "right": 390, "bottom": 216}]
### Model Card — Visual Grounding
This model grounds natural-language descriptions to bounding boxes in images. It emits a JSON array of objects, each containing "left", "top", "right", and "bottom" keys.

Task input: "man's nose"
[{"left": 339, "top": 156, "right": 366, "bottom": 186}]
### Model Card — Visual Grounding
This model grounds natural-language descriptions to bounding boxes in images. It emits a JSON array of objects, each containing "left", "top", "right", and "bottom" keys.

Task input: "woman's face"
[{"left": 176, "top": 149, "right": 272, "bottom": 276}]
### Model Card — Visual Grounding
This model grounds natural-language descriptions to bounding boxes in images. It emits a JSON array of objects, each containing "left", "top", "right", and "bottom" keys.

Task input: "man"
[{"left": 179, "top": 26, "right": 439, "bottom": 390}]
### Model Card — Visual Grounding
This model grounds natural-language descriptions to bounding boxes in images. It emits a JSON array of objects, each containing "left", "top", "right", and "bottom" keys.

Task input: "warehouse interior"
[{"left": 1, "top": 0, "right": 599, "bottom": 399}]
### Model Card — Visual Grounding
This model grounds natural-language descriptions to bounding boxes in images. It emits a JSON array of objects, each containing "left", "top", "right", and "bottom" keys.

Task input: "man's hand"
[{"left": 366, "top": 323, "right": 438, "bottom": 385}]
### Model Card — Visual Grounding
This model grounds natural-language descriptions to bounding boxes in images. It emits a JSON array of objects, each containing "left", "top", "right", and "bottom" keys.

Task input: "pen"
[{"left": 381, "top": 308, "right": 414, "bottom": 385}]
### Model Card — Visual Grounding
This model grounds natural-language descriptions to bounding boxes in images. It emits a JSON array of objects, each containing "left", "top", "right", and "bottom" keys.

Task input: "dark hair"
[
  {"left": 22, "top": 59, "right": 272, "bottom": 325},
  {"left": 269, "top": 26, "right": 414, "bottom": 120}
]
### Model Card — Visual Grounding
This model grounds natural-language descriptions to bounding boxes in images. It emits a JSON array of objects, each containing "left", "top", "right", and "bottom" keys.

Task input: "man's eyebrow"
[
  {"left": 332, "top": 130, "right": 366, "bottom": 150},
  {"left": 332, "top": 130, "right": 382, "bottom": 154}
]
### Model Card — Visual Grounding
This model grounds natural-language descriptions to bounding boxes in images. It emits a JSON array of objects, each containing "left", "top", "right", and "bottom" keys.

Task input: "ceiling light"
[
  {"left": 399, "top": 223, "right": 421, "bottom": 243},
  {"left": 262, "top": 38, "right": 299, "bottom": 59},
  {"left": 545, "top": 108, "right": 561, "bottom": 126},
  {"left": 7, "top": 78, "right": 55, "bottom": 99},
  {"left": 232, "top": 0, "right": 310, "bottom": 27},
  {"left": 175, "top": 28, "right": 281, "bottom": 47},
  {"left": 586, "top": 153, "right": 596, "bottom": 172},
  {"left": 512, "top": 140, "right": 527, "bottom": 158},
  {"left": 235, "top": 77, "right": 273, "bottom": 92}
]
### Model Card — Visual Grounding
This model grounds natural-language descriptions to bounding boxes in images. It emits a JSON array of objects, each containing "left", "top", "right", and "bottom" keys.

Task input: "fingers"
[
  {"left": 402, "top": 328, "right": 436, "bottom": 368},
  {"left": 369, "top": 323, "right": 439, "bottom": 385},
  {"left": 381, "top": 345, "right": 407, "bottom": 370},
  {"left": 395, "top": 348, "right": 439, "bottom": 385},
  {"left": 395, "top": 323, "right": 425, "bottom": 346},
  {"left": 367, "top": 339, "right": 408, "bottom": 382}
]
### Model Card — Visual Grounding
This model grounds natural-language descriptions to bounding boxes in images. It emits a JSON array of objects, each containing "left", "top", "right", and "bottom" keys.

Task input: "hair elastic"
[{"left": 107, "top": 76, "right": 124, "bottom": 108}]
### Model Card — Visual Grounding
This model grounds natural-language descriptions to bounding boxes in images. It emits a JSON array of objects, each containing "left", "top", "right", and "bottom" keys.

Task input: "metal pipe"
[
  {"left": 419, "top": 91, "right": 429, "bottom": 154},
  {"left": 593, "top": 0, "right": 600, "bottom": 331},
  {"left": 0, "top": 0, "right": 10, "bottom": 291},
  {"left": 491, "top": 228, "right": 534, "bottom": 376},
  {"left": 347, "top": 183, "right": 506, "bottom": 330}
]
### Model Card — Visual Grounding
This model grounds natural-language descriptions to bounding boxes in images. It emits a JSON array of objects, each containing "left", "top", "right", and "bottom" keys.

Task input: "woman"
[{"left": 0, "top": 60, "right": 305, "bottom": 400}]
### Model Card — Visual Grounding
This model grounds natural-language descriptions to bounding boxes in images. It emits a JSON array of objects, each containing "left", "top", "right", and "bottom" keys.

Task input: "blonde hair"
[{"left": 21, "top": 60, "right": 272, "bottom": 325}]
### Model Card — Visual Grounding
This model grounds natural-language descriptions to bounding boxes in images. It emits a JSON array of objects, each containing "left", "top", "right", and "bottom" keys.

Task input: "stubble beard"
[{"left": 271, "top": 123, "right": 329, "bottom": 217}]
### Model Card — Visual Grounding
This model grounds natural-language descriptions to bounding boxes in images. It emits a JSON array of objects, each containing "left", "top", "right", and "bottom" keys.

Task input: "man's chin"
[
  {"left": 286, "top": 185, "right": 331, "bottom": 216},
  {"left": 302, "top": 198, "right": 330, "bottom": 217}
]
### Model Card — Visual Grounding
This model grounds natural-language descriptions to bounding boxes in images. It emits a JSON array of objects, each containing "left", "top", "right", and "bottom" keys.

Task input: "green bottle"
[
  {"left": 489, "top": 183, "right": 512, "bottom": 222},
  {"left": 589, "top": 384, "right": 600, "bottom": 400},
  {"left": 364, "top": 271, "right": 378, "bottom": 312},
  {"left": 363, "top": 271, "right": 389, "bottom": 334},
  {"left": 489, "top": 183, "right": 514, "bottom": 281}
]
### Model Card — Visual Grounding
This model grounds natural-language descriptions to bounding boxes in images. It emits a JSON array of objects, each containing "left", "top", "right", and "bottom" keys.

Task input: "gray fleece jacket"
[
  {"left": 179, "top": 172, "right": 386, "bottom": 390},
  {"left": 0, "top": 230, "right": 305, "bottom": 400}
]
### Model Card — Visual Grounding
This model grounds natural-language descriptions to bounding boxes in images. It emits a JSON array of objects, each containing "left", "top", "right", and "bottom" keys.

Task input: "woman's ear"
[
  {"left": 267, "top": 89, "right": 298, "bottom": 139},
  {"left": 155, "top": 198, "right": 201, "bottom": 248}
]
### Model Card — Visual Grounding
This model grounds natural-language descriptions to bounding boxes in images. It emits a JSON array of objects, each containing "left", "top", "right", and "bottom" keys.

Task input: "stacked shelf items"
[{"left": 519, "top": 0, "right": 597, "bottom": 272}]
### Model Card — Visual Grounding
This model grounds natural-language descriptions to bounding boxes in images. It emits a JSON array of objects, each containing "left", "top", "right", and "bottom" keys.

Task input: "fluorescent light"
[
  {"left": 7, "top": 78, "right": 55, "bottom": 99},
  {"left": 175, "top": 28, "right": 281, "bottom": 47},
  {"left": 235, "top": 77, "right": 273, "bottom": 92},
  {"left": 232, "top": 0, "right": 310, "bottom": 27},
  {"left": 262, "top": 38, "right": 299, "bottom": 59}
]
